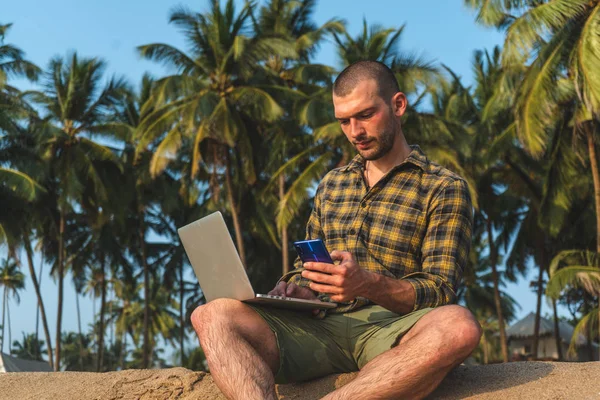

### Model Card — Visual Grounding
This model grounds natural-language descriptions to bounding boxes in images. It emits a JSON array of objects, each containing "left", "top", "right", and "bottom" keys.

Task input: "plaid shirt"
[{"left": 279, "top": 145, "right": 473, "bottom": 315}]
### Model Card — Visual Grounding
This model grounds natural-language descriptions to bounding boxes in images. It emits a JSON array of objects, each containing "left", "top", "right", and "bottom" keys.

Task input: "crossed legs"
[{"left": 191, "top": 300, "right": 481, "bottom": 400}]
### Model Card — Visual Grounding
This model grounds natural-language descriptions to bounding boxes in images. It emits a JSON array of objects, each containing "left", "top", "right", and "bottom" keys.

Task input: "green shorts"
[{"left": 248, "top": 304, "right": 433, "bottom": 384}]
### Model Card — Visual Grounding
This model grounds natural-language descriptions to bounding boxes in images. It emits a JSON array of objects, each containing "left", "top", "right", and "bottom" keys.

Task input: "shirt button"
[
  {"left": 349, "top": 228, "right": 356, "bottom": 235},
  {"left": 361, "top": 202, "right": 367, "bottom": 208}
]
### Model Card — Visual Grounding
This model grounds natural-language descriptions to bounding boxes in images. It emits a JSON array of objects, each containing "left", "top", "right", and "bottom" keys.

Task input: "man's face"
[{"left": 333, "top": 79, "right": 402, "bottom": 161}]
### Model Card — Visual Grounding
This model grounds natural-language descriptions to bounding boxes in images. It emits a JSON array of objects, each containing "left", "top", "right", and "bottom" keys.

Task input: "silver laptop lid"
[{"left": 177, "top": 211, "right": 255, "bottom": 302}]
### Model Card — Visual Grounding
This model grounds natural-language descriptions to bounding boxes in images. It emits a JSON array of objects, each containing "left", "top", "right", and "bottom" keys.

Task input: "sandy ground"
[{"left": 0, "top": 361, "right": 599, "bottom": 399}]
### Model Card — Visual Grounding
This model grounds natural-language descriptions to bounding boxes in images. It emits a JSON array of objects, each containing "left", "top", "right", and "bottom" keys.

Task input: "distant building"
[
  {"left": 0, "top": 352, "right": 53, "bottom": 372},
  {"left": 506, "top": 312, "right": 599, "bottom": 362}
]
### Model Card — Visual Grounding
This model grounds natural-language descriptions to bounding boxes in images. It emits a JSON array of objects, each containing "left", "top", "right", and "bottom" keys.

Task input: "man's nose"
[{"left": 349, "top": 119, "right": 364, "bottom": 137}]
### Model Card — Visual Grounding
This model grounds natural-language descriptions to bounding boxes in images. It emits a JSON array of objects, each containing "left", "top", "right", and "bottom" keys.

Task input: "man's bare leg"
[
  {"left": 191, "top": 298, "right": 279, "bottom": 400},
  {"left": 323, "top": 305, "right": 482, "bottom": 400}
]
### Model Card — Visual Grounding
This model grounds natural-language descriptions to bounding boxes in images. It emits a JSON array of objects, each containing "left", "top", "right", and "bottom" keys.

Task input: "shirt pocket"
[
  {"left": 363, "top": 201, "right": 421, "bottom": 257},
  {"left": 322, "top": 200, "right": 359, "bottom": 241}
]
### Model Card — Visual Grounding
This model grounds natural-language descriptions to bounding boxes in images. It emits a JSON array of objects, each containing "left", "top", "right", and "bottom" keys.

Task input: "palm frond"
[
  {"left": 149, "top": 123, "right": 183, "bottom": 178},
  {"left": 568, "top": 308, "right": 598, "bottom": 356},
  {"left": 503, "top": 0, "right": 589, "bottom": 65},
  {"left": 276, "top": 152, "right": 329, "bottom": 231},
  {"left": 547, "top": 265, "right": 600, "bottom": 299},
  {"left": 0, "top": 168, "right": 44, "bottom": 201}
]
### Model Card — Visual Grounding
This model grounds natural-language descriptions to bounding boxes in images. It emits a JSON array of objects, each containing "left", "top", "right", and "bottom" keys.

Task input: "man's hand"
[
  {"left": 268, "top": 281, "right": 318, "bottom": 300},
  {"left": 267, "top": 281, "right": 320, "bottom": 315},
  {"left": 301, "top": 250, "right": 372, "bottom": 303}
]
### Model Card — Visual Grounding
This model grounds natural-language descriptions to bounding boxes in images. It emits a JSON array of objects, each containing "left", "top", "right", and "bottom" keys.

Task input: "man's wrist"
[{"left": 360, "top": 269, "right": 378, "bottom": 299}]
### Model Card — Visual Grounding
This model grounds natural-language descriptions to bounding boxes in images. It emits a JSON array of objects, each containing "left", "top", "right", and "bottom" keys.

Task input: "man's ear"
[{"left": 392, "top": 92, "right": 408, "bottom": 117}]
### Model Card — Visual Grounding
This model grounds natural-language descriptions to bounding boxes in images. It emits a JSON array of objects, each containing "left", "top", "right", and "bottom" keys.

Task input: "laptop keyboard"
[{"left": 262, "top": 294, "right": 287, "bottom": 300}]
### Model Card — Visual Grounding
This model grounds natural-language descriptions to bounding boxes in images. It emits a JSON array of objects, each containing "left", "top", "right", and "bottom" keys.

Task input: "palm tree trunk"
[
  {"left": 532, "top": 238, "right": 547, "bottom": 360},
  {"left": 532, "top": 265, "right": 544, "bottom": 360},
  {"left": 179, "top": 260, "right": 185, "bottom": 366},
  {"left": 139, "top": 221, "right": 150, "bottom": 369},
  {"left": 1, "top": 288, "right": 5, "bottom": 353},
  {"left": 24, "top": 237, "right": 54, "bottom": 369},
  {"left": 586, "top": 128, "right": 600, "bottom": 253},
  {"left": 97, "top": 255, "right": 106, "bottom": 372},
  {"left": 76, "top": 291, "right": 83, "bottom": 370},
  {"left": 486, "top": 218, "right": 509, "bottom": 362},
  {"left": 6, "top": 297, "right": 11, "bottom": 355},
  {"left": 279, "top": 174, "right": 289, "bottom": 275},
  {"left": 482, "top": 332, "right": 489, "bottom": 364},
  {"left": 35, "top": 251, "right": 44, "bottom": 344},
  {"left": 7, "top": 298, "right": 11, "bottom": 355},
  {"left": 119, "top": 331, "right": 126, "bottom": 370},
  {"left": 109, "top": 283, "right": 114, "bottom": 370},
  {"left": 585, "top": 128, "right": 600, "bottom": 360},
  {"left": 224, "top": 150, "right": 246, "bottom": 267},
  {"left": 55, "top": 210, "right": 65, "bottom": 371},
  {"left": 552, "top": 298, "right": 563, "bottom": 361}
]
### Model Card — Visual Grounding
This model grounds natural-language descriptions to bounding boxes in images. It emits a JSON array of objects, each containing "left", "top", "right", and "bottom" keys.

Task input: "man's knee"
[
  {"left": 431, "top": 305, "right": 481, "bottom": 359},
  {"left": 190, "top": 298, "right": 246, "bottom": 335},
  {"left": 405, "top": 305, "right": 481, "bottom": 363}
]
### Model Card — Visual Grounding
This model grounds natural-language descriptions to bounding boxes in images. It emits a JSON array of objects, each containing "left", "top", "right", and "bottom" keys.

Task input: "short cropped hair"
[{"left": 333, "top": 60, "right": 399, "bottom": 100}]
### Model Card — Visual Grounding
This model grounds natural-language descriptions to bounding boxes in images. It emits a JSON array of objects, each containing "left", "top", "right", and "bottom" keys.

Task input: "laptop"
[{"left": 177, "top": 211, "right": 336, "bottom": 311}]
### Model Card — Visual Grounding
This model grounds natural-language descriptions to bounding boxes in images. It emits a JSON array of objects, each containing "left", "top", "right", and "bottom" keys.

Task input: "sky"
[{"left": 1, "top": 0, "right": 561, "bottom": 359}]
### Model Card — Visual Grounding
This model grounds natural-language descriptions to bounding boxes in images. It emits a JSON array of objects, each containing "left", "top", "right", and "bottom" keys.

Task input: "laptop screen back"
[{"left": 177, "top": 211, "right": 255, "bottom": 302}]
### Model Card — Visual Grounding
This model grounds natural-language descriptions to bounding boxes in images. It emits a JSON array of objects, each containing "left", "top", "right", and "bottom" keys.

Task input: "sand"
[{"left": 0, "top": 361, "right": 599, "bottom": 399}]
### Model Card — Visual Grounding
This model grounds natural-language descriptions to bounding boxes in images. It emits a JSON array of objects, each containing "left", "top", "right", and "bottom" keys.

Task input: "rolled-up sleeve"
[{"left": 402, "top": 178, "right": 473, "bottom": 311}]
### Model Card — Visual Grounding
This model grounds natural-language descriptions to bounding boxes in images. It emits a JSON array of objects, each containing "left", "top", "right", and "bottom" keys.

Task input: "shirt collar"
[{"left": 342, "top": 144, "right": 428, "bottom": 173}]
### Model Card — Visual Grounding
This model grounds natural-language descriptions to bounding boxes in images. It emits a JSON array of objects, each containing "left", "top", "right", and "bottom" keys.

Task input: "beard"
[{"left": 354, "top": 118, "right": 398, "bottom": 161}]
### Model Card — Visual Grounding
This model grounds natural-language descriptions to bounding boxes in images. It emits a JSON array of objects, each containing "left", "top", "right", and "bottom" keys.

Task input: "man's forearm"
[{"left": 362, "top": 272, "right": 416, "bottom": 315}]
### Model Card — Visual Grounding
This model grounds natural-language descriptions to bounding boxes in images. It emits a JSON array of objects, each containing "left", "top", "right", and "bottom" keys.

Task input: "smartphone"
[{"left": 293, "top": 239, "right": 334, "bottom": 264}]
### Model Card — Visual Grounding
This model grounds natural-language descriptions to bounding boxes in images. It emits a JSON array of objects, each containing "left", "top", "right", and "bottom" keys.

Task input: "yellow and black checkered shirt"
[{"left": 279, "top": 145, "right": 473, "bottom": 315}]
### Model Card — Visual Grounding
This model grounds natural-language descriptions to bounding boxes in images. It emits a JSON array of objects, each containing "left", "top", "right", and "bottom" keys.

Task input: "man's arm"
[
  {"left": 400, "top": 178, "right": 473, "bottom": 311},
  {"left": 303, "top": 178, "right": 473, "bottom": 314}
]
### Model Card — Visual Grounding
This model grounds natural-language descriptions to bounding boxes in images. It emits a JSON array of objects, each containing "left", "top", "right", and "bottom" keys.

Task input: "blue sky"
[{"left": 1, "top": 0, "right": 558, "bottom": 358}]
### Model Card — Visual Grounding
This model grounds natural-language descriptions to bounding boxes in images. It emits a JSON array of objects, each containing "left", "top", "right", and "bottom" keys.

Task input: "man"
[{"left": 191, "top": 60, "right": 481, "bottom": 400}]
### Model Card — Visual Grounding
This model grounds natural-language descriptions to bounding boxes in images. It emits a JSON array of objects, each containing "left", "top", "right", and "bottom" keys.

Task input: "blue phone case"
[{"left": 293, "top": 239, "right": 334, "bottom": 264}]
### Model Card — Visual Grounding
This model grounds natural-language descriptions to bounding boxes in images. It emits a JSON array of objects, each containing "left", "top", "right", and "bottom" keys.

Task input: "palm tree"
[
  {"left": 137, "top": 0, "right": 297, "bottom": 268},
  {"left": 459, "top": 237, "right": 520, "bottom": 363},
  {"left": 11, "top": 333, "right": 45, "bottom": 361},
  {"left": 256, "top": 0, "right": 343, "bottom": 274},
  {"left": 111, "top": 279, "right": 179, "bottom": 369},
  {"left": 465, "top": 0, "right": 600, "bottom": 252},
  {"left": 152, "top": 175, "right": 206, "bottom": 366},
  {"left": 28, "top": 52, "right": 126, "bottom": 370},
  {"left": 429, "top": 48, "right": 526, "bottom": 362},
  {"left": 102, "top": 75, "right": 175, "bottom": 368},
  {"left": 60, "top": 331, "right": 96, "bottom": 371},
  {"left": 0, "top": 124, "right": 55, "bottom": 368},
  {"left": 0, "top": 258, "right": 25, "bottom": 355},
  {"left": 547, "top": 250, "right": 600, "bottom": 359}
]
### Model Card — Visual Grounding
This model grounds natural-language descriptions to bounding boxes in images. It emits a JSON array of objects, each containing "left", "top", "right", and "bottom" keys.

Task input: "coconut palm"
[
  {"left": 0, "top": 122, "right": 55, "bottom": 368},
  {"left": 27, "top": 52, "right": 126, "bottom": 370},
  {"left": 0, "top": 22, "right": 40, "bottom": 135},
  {"left": 256, "top": 0, "right": 343, "bottom": 274},
  {"left": 546, "top": 250, "right": 600, "bottom": 359},
  {"left": 102, "top": 75, "right": 178, "bottom": 368},
  {"left": 60, "top": 331, "right": 96, "bottom": 371},
  {"left": 465, "top": 0, "right": 600, "bottom": 251},
  {"left": 430, "top": 48, "right": 527, "bottom": 362},
  {"left": 11, "top": 333, "right": 45, "bottom": 361},
  {"left": 137, "top": 0, "right": 297, "bottom": 268},
  {"left": 151, "top": 174, "right": 206, "bottom": 366},
  {"left": 0, "top": 258, "right": 25, "bottom": 355}
]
